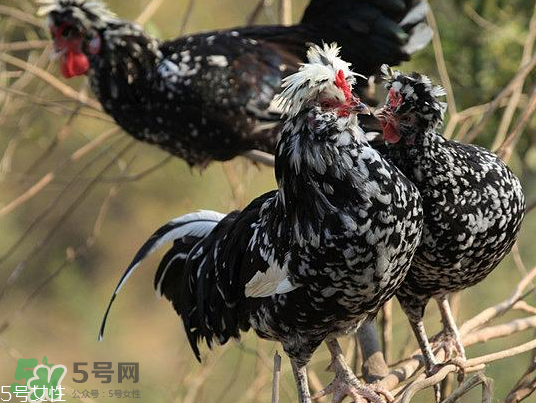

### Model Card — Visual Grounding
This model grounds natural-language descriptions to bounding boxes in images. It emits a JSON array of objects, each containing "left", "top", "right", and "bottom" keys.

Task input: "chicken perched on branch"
[
  {"left": 38, "top": 0, "right": 431, "bottom": 167},
  {"left": 377, "top": 67, "right": 526, "bottom": 401},
  {"left": 98, "top": 44, "right": 423, "bottom": 403}
]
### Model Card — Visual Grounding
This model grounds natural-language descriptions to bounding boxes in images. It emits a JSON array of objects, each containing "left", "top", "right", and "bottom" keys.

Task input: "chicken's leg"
[
  {"left": 409, "top": 319, "right": 441, "bottom": 403},
  {"left": 409, "top": 300, "right": 467, "bottom": 403},
  {"left": 313, "top": 339, "right": 393, "bottom": 403},
  {"left": 436, "top": 295, "right": 466, "bottom": 362},
  {"left": 291, "top": 359, "right": 312, "bottom": 403}
]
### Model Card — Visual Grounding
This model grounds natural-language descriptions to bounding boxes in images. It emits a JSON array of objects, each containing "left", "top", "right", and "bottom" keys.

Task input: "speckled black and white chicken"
[
  {"left": 38, "top": 0, "right": 431, "bottom": 167},
  {"left": 377, "top": 66, "right": 526, "bottom": 400},
  {"left": 98, "top": 45, "right": 423, "bottom": 403}
]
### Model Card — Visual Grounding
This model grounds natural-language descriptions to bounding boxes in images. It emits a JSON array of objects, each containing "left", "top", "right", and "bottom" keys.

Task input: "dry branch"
[
  {"left": 492, "top": 3, "right": 536, "bottom": 149},
  {"left": 0, "top": 160, "right": 129, "bottom": 336},
  {"left": 247, "top": 0, "right": 274, "bottom": 26},
  {"left": 0, "top": 52, "right": 101, "bottom": 110},
  {"left": 497, "top": 84, "right": 536, "bottom": 161},
  {"left": 379, "top": 266, "right": 536, "bottom": 393},
  {"left": 179, "top": 0, "right": 197, "bottom": 36},
  {"left": 460, "top": 265, "right": 536, "bottom": 334},
  {"left": 271, "top": 351, "right": 282, "bottom": 403},
  {"left": 279, "top": 0, "right": 292, "bottom": 26},
  {"left": 0, "top": 5, "right": 45, "bottom": 29},
  {"left": 426, "top": 7, "right": 457, "bottom": 114},
  {"left": 0, "top": 127, "right": 119, "bottom": 217},
  {"left": 0, "top": 141, "right": 133, "bottom": 304},
  {"left": 502, "top": 338, "right": 536, "bottom": 403},
  {"left": 135, "top": 0, "right": 164, "bottom": 25},
  {"left": 441, "top": 373, "right": 493, "bottom": 403},
  {"left": 243, "top": 149, "right": 276, "bottom": 167},
  {"left": 464, "top": 52, "right": 536, "bottom": 142},
  {"left": 0, "top": 39, "right": 49, "bottom": 51}
]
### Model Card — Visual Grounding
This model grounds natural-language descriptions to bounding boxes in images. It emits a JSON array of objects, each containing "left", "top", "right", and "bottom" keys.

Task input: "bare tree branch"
[
  {"left": 271, "top": 351, "right": 282, "bottom": 403},
  {"left": 464, "top": 52, "right": 536, "bottom": 142},
  {"left": 0, "top": 52, "right": 101, "bottom": 110},
  {"left": 0, "top": 127, "right": 119, "bottom": 217},
  {"left": 247, "top": 0, "right": 275, "bottom": 26},
  {"left": 279, "top": 0, "right": 292, "bottom": 26},
  {"left": 426, "top": 7, "right": 457, "bottom": 115},
  {"left": 179, "top": 0, "right": 196, "bottom": 35}
]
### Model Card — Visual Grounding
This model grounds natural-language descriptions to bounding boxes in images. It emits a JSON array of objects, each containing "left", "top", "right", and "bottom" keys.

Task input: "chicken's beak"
[
  {"left": 50, "top": 46, "right": 66, "bottom": 61},
  {"left": 375, "top": 107, "right": 386, "bottom": 120},
  {"left": 352, "top": 98, "right": 371, "bottom": 115}
]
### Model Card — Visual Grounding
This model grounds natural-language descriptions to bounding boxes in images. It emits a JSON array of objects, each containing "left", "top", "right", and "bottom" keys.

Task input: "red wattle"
[
  {"left": 382, "top": 122, "right": 401, "bottom": 144},
  {"left": 61, "top": 51, "right": 90, "bottom": 79}
]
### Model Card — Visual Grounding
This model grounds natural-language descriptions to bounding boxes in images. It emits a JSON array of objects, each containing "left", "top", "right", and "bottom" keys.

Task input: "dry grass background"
[{"left": 1, "top": 0, "right": 536, "bottom": 402}]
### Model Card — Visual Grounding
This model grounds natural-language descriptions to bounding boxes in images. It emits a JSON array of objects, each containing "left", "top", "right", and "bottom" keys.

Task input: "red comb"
[{"left": 335, "top": 70, "right": 352, "bottom": 102}]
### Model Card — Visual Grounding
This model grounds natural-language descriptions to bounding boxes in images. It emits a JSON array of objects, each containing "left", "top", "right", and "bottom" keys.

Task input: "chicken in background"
[{"left": 38, "top": 0, "right": 431, "bottom": 167}]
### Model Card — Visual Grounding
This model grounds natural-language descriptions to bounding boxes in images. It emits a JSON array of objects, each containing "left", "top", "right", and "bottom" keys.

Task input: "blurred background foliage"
[{"left": 0, "top": 0, "right": 535, "bottom": 402}]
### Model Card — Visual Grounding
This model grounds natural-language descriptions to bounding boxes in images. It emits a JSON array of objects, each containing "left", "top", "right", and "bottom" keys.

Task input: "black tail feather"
[{"left": 98, "top": 211, "right": 224, "bottom": 343}]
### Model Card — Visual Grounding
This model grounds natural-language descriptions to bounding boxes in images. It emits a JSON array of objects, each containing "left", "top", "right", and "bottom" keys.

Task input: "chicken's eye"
[
  {"left": 320, "top": 99, "right": 339, "bottom": 109},
  {"left": 61, "top": 26, "right": 79, "bottom": 38},
  {"left": 399, "top": 115, "right": 413, "bottom": 123}
]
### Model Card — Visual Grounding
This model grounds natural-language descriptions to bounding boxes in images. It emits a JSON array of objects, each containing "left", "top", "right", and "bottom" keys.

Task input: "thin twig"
[
  {"left": 502, "top": 331, "right": 536, "bottom": 403},
  {"left": 0, "top": 39, "right": 49, "bottom": 51},
  {"left": 0, "top": 141, "right": 134, "bottom": 303},
  {"left": 497, "top": 84, "right": 536, "bottom": 161},
  {"left": 102, "top": 155, "right": 172, "bottom": 182},
  {"left": 0, "top": 86, "right": 113, "bottom": 122},
  {"left": 0, "top": 53, "right": 101, "bottom": 110},
  {"left": 135, "top": 0, "right": 164, "bottom": 25},
  {"left": 492, "top": 3, "right": 536, "bottom": 149},
  {"left": 462, "top": 316, "right": 536, "bottom": 346},
  {"left": 441, "top": 373, "right": 493, "bottom": 403},
  {"left": 460, "top": 265, "right": 536, "bottom": 334},
  {"left": 247, "top": 0, "right": 274, "bottom": 26},
  {"left": 464, "top": 52, "right": 536, "bottom": 142},
  {"left": 278, "top": 0, "right": 292, "bottom": 26},
  {"left": 0, "top": 127, "right": 119, "bottom": 217},
  {"left": 426, "top": 7, "right": 457, "bottom": 115},
  {"left": 179, "top": 0, "right": 196, "bottom": 36},
  {"left": 0, "top": 136, "right": 123, "bottom": 269},
  {"left": 243, "top": 150, "right": 275, "bottom": 167},
  {"left": 0, "top": 163, "right": 128, "bottom": 335},
  {"left": 0, "top": 5, "right": 45, "bottom": 29},
  {"left": 271, "top": 351, "right": 282, "bottom": 403}
]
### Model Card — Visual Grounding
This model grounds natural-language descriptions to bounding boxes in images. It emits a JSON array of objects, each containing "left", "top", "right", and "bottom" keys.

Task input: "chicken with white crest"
[
  {"left": 377, "top": 66, "right": 526, "bottom": 402},
  {"left": 98, "top": 44, "right": 423, "bottom": 403}
]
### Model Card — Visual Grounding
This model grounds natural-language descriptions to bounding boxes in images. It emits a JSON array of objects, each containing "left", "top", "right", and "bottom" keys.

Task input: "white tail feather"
[{"left": 98, "top": 210, "right": 224, "bottom": 341}]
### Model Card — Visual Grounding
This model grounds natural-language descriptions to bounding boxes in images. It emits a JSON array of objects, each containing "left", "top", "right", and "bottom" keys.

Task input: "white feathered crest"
[
  {"left": 381, "top": 64, "right": 446, "bottom": 99},
  {"left": 37, "top": 0, "right": 119, "bottom": 28},
  {"left": 275, "top": 43, "right": 362, "bottom": 118}
]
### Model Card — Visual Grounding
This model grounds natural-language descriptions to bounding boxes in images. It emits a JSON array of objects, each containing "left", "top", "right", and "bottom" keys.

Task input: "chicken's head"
[
  {"left": 38, "top": 0, "right": 118, "bottom": 78},
  {"left": 378, "top": 65, "right": 446, "bottom": 145},
  {"left": 275, "top": 43, "right": 370, "bottom": 124}
]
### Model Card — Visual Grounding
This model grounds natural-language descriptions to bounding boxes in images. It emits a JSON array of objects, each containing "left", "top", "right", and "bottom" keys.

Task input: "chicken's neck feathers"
[{"left": 273, "top": 110, "right": 385, "bottom": 246}]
